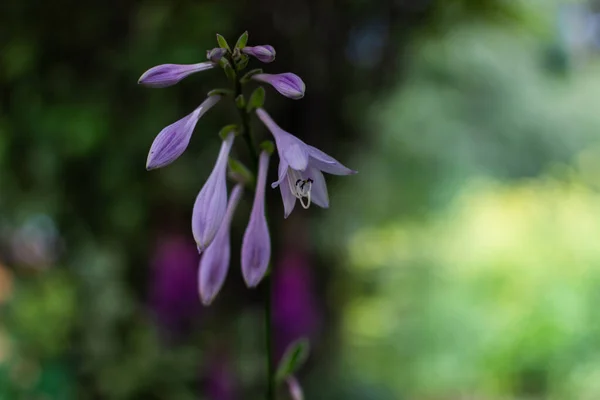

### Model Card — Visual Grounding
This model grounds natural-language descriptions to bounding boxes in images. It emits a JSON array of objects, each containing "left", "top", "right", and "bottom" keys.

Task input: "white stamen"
[{"left": 287, "top": 169, "right": 313, "bottom": 209}]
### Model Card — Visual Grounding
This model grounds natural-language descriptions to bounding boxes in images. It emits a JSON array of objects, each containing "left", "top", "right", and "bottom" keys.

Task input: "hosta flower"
[
  {"left": 242, "top": 45, "right": 276, "bottom": 63},
  {"left": 256, "top": 108, "right": 356, "bottom": 218},
  {"left": 252, "top": 73, "right": 305, "bottom": 100},
  {"left": 192, "top": 132, "right": 235, "bottom": 251},
  {"left": 138, "top": 62, "right": 215, "bottom": 88},
  {"left": 241, "top": 150, "right": 271, "bottom": 287},
  {"left": 146, "top": 96, "right": 221, "bottom": 170},
  {"left": 198, "top": 184, "right": 243, "bottom": 305}
]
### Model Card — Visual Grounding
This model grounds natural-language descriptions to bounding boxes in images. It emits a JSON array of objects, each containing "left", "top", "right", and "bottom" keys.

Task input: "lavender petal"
[
  {"left": 307, "top": 145, "right": 357, "bottom": 175},
  {"left": 192, "top": 133, "right": 235, "bottom": 251},
  {"left": 146, "top": 96, "right": 221, "bottom": 170},
  {"left": 252, "top": 73, "right": 305, "bottom": 100},
  {"left": 138, "top": 62, "right": 215, "bottom": 88},
  {"left": 242, "top": 45, "right": 276, "bottom": 63},
  {"left": 241, "top": 151, "right": 272, "bottom": 287},
  {"left": 303, "top": 167, "right": 329, "bottom": 208},
  {"left": 198, "top": 184, "right": 243, "bottom": 305}
]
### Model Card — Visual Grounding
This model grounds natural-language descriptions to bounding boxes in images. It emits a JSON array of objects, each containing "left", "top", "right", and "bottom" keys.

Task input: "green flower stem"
[{"left": 232, "top": 55, "right": 275, "bottom": 400}]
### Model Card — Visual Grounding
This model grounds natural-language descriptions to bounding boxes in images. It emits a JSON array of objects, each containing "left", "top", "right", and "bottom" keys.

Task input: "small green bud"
[
  {"left": 228, "top": 158, "right": 255, "bottom": 186},
  {"left": 246, "top": 86, "right": 266, "bottom": 112},
  {"left": 235, "top": 94, "right": 246, "bottom": 109},
  {"left": 207, "top": 88, "right": 234, "bottom": 97},
  {"left": 224, "top": 63, "right": 236, "bottom": 82},
  {"left": 235, "top": 31, "right": 249, "bottom": 49},
  {"left": 260, "top": 140, "right": 275, "bottom": 155},
  {"left": 216, "top": 34, "right": 231, "bottom": 52},
  {"left": 236, "top": 55, "right": 249, "bottom": 71},
  {"left": 240, "top": 68, "right": 263, "bottom": 84},
  {"left": 218, "top": 124, "right": 240, "bottom": 140}
]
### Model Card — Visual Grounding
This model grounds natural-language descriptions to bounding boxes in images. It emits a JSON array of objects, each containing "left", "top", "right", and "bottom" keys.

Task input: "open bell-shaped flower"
[
  {"left": 138, "top": 62, "right": 215, "bottom": 88},
  {"left": 198, "top": 184, "right": 243, "bottom": 305},
  {"left": 252, "top": 73, "right": 305, "bottom": 100},
  {"left": 146, "top": 96, "right": 221, "bottom": 170},
  {"left": 256, "top": 108, "right": 356, "bottom": 218},
  {"left": 192, "top": 132, "right": 235, "bottom": 252},
  {"left": 242, "top": 45, "right": 276, "bottom": 63},
  {"left": 241, "top": 150, "right": 272, "bottom": 287}
]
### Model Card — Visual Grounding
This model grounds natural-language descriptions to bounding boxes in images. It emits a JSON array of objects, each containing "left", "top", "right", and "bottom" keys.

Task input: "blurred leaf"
[{"left": 276, "top": 338, "right": 310, "bottom": 382}]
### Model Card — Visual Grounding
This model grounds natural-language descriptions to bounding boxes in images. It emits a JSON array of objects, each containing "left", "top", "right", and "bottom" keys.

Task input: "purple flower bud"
[
  {"left": 146, "top": 96, "right": 221, "bottom": 170},
  {"left": 138, "top": 62, "right": 215, "bottom": 88},
  {"left": 241, "top": 151, "right": 271, "bottom": 287},
  {"left": 207, "top": 48, "right": 227, "bottom": 63},
  {"left": 287, "top": 377, "right": 304, "bottom": 400},
  {"left": 198, "top": 184, "right": 243, "bottom": 305},
  {"left": 252, "top": 73, "right": 305, "bottom": 100},
  {"left": 192, "top": 132, "right": 235, "bottom": 252},
  {"left": 242, "top": 45, "right": 276, "bottom": 63}
]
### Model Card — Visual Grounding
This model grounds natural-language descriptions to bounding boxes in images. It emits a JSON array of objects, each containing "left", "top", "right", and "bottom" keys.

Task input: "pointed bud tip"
[
  {"left": 244, "top": 275, "right": 262, "bottom": 288},
  {"left": 200, "top": 293, "right": 215, "bottom": 306}
]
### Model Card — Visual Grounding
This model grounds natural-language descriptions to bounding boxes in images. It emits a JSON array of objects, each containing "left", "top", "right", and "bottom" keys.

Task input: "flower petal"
[
  {"left": 307, "top": 145, "right": 357, "bottom": 175},
  {"left": 242, "top": 45, "right": 276, "bottom": 63},
  {"left": 272, "top": 160, "right": 289, "bottom": 189},
  {"left": 256, "top": 108, "right": 309, "bottom": 171},
  {"left": 302, "top": 167, "right": 329, "bottom": 208},
  {"left": 138, "top": 62, "right": 215, "bottom": 88},
  {"left": 242, "top": 151, "right": 272, "bottom": 287},
  {"left": 252, "top": 73, "right": 305, "bottom": 99},
  {"left": 192, "top": 133, "right": 235, "bottom": 251},
  {"left": 280, "top": 178, "right": 297, "bottom": 219},
  {"left": 198, "top": 184, "right": 243, "bottom": 305},
  {"left": 146, "top": 96, "right": 221, "bottom": 170}
]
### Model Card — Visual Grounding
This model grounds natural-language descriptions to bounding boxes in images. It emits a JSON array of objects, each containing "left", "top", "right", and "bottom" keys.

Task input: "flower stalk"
[
  {"left": 230, "top": 50, "right": 275, "bottom": 400},
  {"left": 139, "top": 31, "right": 353, "bottom": 399}
]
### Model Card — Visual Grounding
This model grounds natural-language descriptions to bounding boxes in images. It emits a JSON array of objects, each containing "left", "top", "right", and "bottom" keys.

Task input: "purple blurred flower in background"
[
  {"left": 146, "top": 96, "right": 221, "bottom": 170},
  {"left": 138, "top": 62, "right": 215, "bottom": 88},
  {"left": 205, "top": 353, "right": 236, "bottom": 400},
  {"left": 192, "top": 132, "right": 236, "bottom": 252},
  {"left": 148, "top": 234, "right": 200, "bottom": 335},
  {"left": 242, "top": 45, "right": 276, "bottom": 63},
  {"left": 256, "top": 108, "right": 356, "bottom": 217},
  {"left": 273, "top": 248, "right": 319, "bottom": 359},
  {"left": 252, "top": 73, "right": 305, "bottom": 99},
  {"left": 241, "top": 151, "right": 272, "bottom": 288}
]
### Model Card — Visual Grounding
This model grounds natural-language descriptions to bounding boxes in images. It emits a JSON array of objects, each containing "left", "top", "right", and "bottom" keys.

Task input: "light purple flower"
[
  {"left": 242, "top": 45, "right": 276, "bottom": 63},
  {"left": 252, "top": 73, "right": 305, "bottom": 99},
  {"left": 198, "top": 184, "right": 243, "bottom": 305},
  {"left": 256, "top": 108, "right": 357, "bottom": 218},
  {"left": 138, "top": 62, "right": 215, "bottom": 88},
  {"left": 192, "top": 132, "right": 235, "bottom": 252},
  {"left": 146, "top": 96, "right": 221, "bottom": 170},
  {"left": 241, "top": 150, "right": 271, "bottom": 287}
]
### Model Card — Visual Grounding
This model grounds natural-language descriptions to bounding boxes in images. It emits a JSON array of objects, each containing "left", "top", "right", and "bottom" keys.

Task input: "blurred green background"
[{"left": 2, "top": 0, "right": 600, "bottom": 398}]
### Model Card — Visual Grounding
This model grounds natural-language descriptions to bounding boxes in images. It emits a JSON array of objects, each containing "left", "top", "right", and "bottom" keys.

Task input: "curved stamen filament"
[{"left": 287, "top": 170, "right": 313, "bottom": 209}]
